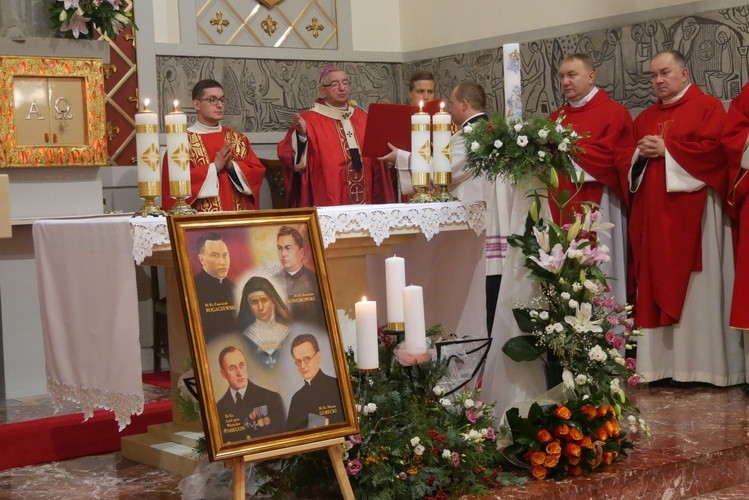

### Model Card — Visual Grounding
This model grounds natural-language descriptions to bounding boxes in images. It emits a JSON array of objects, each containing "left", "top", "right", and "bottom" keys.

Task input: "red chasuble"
[
  {"left": 630, "top": 85, "right": 727, "bottom": 327},
  {"left": 277, "top": 102, "right": 394, "bottom": 207},
  {"left": 161, "top": 127, "right": 266, "bottom": 212},
  {"left": 549, "top": 89, "right": 635, "bottom": 223},
  {"left": 721, "top": 82, "right": 749, "bottom": 328}
]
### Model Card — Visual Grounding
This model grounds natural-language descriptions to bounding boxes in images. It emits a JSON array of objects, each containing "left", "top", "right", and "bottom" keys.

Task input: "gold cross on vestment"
[
  {"left": 210, "top": 11, "right": 230, "bottom": 34},
  {"left": 306, "top": 17, "right": 324, "bottom": 38}
]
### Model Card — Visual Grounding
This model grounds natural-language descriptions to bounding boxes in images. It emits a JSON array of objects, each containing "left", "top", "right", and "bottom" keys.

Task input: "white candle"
[
  {"left": 503, "top": 43, "right": 522, "bottom": 123},
  {"left": 385, "top": 256, "right": 406, "bottom": 326},
  {"left": 355, "top": 297, "right": 379, "bottom": 370},
  {"left": 135, "top": 99, "right": 160, "bottom": 186},
  {"left": 403, "top": 285, "right": 427, "bottom": 354},
  {"left": 164, "top": 100, "right": 191, "bottom": 193},
  {"left": 411, "top": 109, "right": 431, "bottom": 174},
  {"left": 432, "top": 104, "right": 452, "bottom": 173}
]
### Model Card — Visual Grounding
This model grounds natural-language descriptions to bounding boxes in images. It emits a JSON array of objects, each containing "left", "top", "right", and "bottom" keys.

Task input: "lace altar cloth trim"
[
  {"left": 130, "top": 216, "right": 171, "bottom": 265},
  {"left": 317, "top": 201, "right": 486, "bottom": 247},
  {"left": 47, "top": 378, "right": 145, "bottom": 431}
]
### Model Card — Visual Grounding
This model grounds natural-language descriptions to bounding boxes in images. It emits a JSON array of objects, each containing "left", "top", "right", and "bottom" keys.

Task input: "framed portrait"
[{"left": 168, "top": 208, "right": 359, "bottom": 462}]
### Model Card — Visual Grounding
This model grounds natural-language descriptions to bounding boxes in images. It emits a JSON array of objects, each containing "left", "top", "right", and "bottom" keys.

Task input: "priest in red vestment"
[
  {"left": 161, "top": 79, "right": 266, "bottom": 212},
  {"left": 277, "top": 66, "right": 394, "bottom": 207},
  {"left": 722, "top": 83, "right": 749, "bottom": 331},
  {"left": 629, "top": 50, "right": 743, "bottom": 386},
  {"left": 549, "top": 53, "right": 636, "bottom": 307}
]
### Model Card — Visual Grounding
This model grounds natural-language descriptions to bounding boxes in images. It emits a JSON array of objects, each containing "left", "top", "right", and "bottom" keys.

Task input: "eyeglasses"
[
  {"left": 321, "top": 80, "right": 350, "bottom": 90},
  {"left": 198, "top": 96, "right": 227, "bottom": 106},
  {"left": 294, "top": 352, "right": 318, "bottom": 367}
]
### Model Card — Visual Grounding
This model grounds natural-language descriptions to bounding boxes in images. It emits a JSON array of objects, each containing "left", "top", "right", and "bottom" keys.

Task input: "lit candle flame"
[
  {"left": 143, "top": 98, "right": 150, "bottom": 111},
  {"left": 173, "top": 100, "right": 179, "bottom": 112},
  {"left": 440, "top": 101, "right": 445, "bottom": 112},
  {"left": 419, "top": 100, "right": 424, "bottom": 113},
  {"left": 361, "top": 296, "right": 368, "bottom": 302}
]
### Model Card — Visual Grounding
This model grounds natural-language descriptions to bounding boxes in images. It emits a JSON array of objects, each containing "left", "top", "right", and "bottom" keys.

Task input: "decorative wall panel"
[
  {"left": 195, "top": 0, "right": 338, "bottom": 49},
  {"left": 156, "top": 57, "right": 398, "bottom": 133}
]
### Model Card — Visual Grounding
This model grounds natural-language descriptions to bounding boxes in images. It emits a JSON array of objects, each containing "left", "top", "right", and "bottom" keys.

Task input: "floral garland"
[{"left": 49, "top": 0, "right": 136, "bottom": 40}]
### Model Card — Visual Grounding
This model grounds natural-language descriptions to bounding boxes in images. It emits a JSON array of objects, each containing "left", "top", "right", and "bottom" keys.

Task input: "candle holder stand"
[
  {"left": 134, "top": 182, "right": 167, "bottom": 217},
  {"left": 169, "top": 196, "right": 198, "bottom": 215},
  {"left": 409, "top": 172, "right": 435, "bottom": 203},
  {"left": 432, "top": 171, "right": 457, "bottom": 202}
]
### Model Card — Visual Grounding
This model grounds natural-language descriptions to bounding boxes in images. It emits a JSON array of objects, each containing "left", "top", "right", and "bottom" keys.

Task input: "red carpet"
[
  {"left": 141, "top": 371, "right": 171, "bottom": 389},
  {"left": 0, "top": 399, "right": 173, "bottom": 471}
]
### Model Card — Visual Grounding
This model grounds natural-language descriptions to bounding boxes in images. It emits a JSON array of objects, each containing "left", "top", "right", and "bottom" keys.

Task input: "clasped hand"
[
  {"left": 214, "top": 144, "right": 233, "bottom": 171},
  {"left": 637, "top": 135, "right": 665, "bottom": 158}
]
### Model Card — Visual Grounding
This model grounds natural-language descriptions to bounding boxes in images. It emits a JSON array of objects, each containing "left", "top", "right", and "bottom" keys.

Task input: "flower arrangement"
[
  {"left": 256, "top": 326, "right": 526, "bottom": 499},
  {"left": 498, "top": 197, "right": 649, "bottom": 479},
  {"left": 49, "top": 0, "right": 136, "bottom": 40},
  {"left": 461, "top": 112, "right": 585, "bottom": 187}
]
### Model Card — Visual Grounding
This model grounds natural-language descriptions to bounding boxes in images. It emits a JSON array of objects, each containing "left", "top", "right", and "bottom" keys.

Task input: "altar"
[{"left": 32, "top": 201, "right": 487, "bottom": 473}]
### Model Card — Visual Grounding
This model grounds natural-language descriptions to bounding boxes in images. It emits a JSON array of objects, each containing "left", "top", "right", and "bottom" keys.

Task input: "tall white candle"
[
  {"left": 164, "top": 100, "right": 191, "bottom": 196},
  {"left": 411, "top": 106, "right": 431, "bottom": 174},
  {"left": 135, "top": 99, "right": 161, "bottom": 196},
  {"left": 385, "top": 256, "right": 406, "bottom": 326},
  {"left": 432, "top": 103, "right": 452, "bottom": 173},
  {"left": 355, "top": 297, "right": 379, "bottom": 370},
  {"left": 403, "top": 285, "right": 427, "bottom": 354},
  {"left": 503, "top": 43, "right": 522, "bottom": 123}
]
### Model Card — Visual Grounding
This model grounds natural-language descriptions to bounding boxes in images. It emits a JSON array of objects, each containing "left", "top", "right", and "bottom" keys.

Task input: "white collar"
[
  {"left": 189, "top": 121, "right": 222, "bottom": 134},
  {"left": 569, "top": 87, "right": 598, "bottom": 108},
  {"left": 662, "top": 84, "right": 691, "bottom": 104}
]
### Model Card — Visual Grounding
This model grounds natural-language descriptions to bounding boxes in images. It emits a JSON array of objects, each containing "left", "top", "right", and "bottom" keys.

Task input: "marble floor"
[{"left": 0, "top": 383, "right": 747, "bottom": 499}]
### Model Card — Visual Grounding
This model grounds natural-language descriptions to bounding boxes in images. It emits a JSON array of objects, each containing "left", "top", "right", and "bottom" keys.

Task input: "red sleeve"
[
  {"left": 234, "top": 133, "right": 266, "bottom": 209},
  {"left": 722, "top": 83, "right": 749, "bottom": 208}
]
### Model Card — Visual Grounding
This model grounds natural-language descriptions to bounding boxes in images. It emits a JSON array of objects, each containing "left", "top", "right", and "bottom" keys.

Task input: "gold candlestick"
[
  {"left": 432, "top": 171, "right": 457, "bottom": 202},
  {"left": 409, "top": 172, "right": 436, "bottom": 203},
  {"left": 134, "top": 181, "right": 167, "bottom": 217}
]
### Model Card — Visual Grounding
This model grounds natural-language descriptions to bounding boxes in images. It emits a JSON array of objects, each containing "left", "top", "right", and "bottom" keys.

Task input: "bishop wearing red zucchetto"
[{"left": 277, "top": 66, "right": 395, "bottom": 207}]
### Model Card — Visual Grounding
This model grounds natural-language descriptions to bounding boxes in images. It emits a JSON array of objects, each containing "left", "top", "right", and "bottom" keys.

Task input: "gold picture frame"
[
  {"left": 0, "top": 56, "right": 107, "bottom": 167},
  {"left": 167, "top": 208, "right": 359, "bottom": 462}
]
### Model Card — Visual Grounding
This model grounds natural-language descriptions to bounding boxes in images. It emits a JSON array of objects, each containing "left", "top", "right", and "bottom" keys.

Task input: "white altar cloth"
[
  {"left": 33, "top": 215, "right": 143, "bottom": 430},
  {"left": 34, "top": 202, "right": 485, "bottom": 429}
]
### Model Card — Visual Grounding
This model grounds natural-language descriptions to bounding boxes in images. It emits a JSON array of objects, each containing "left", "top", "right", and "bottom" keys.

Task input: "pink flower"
[
  {"left": 625, "top": 357, "right": 636, "bottom": 370},
  {"left": 628, "top": 375, "right": 640, "bottom": 386},
  {"left": 346, "top": 459, "right": 363, "bottom": 476},
  {"left": 106, "top": 0, "right": 122, "bottom": 8},
  {"left": 607, "top": 315, "right": 619, "bottom": 326},
  {"left": 605, "top": 331, "right": 617, "bottom": 345},
  {"left": 592, "top": 296, "right": 604, "bottom": 306},
  {"left": 399, "top": 472, "right": 407, "bottom": 480},
  {"left": 451, "top": 451, "right": 460, "bottom": 466},
  {"left": 614, "top": 303, "right": 624, "bottom": 312},
  {"left": 484, "top": 427, "right": 496, "bottom": 441},
  {"left": 529, "top": 243, "right": 567, "bottom": 274},
  {"left": 60, "top": 14, "right": 90, "bottom": 38},
  {"left": 465, "top": 409, "right": 478, "bottom": 423},
  {"left": 613, "top": 336, "right": 625, "bottom": 350},
  {"left": 604, "top": 298, "right": 615, "bottom": 308},
  {"left": 349, "top": 434, "right": 362, "bottom": 445}
]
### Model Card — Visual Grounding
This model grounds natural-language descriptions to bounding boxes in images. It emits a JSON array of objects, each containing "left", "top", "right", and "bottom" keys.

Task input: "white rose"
[
  {"left": 558, "top": 142, "right": 568, "bottom": 152},
  {"left": 414, "top": 444, "right": 425, "bottom": 456},
  {"left": 539, "top": 311, "right": 549, "bottom": 320},
  {"left": 569, "top": 299, "right": 579, "bottom": 309},
  {"left": 538, "top": 129, "right": 549, "bottom": 139},
  {"left": 514, "top": 123, "right": 523, "bottom": 132},
  {"left": 355, "top": 404, "right": 362, "bottom": 413},
  {"left": 556, "top": 124, "right": 564, "bottom": 133},
  {"left": 442, "top": 449, "right": 452, "bottom": 459},
  {"left": 494, "top": 139, "right": 503, "bottom": 148},
  {"left": 516, "top": 135, "right": 529, "bottom": 147},
  {"left": 572, "top": 282, "right": 582, "bottom": 292},
  {"left": 463, "top": 124, "right": 473, "bottom": 134},
  {"left": 584, "top": 280, "right": 597, "bottom": 290},
  {"left": 530, "top": 310, "right": 539, "bottom": 318},
  {"left": 554, "top": 323, "right": 564, "bottom": 333},
  {"left": 575, "top": 374, "right": 588, "bottom": 385},
  {"left": 440, "top": 398, "right": 452, "bottom": 407},
  {"left": 410, "top": 436, "right": 421, "bottom": 447},
  {"left": 433, "top": 385, "right": 446, "bottom": 396},
  {"left": 561, "top": 292, "right": 571, "bottom": 300},
  {"left": 464, "top": 398, "right": 474, "bottom": 409},
  {"left": 545, "top": 324, "right": 555, "bottom": 334},
  {"left": 538, "top": 151, "right": 547, "bottom": 159},
  {"left": 588, "top": 345, "right": 608, "bottom": 363},
  {"left": 470, "top": 141, "right": 480, "bottom": 152},
  {"left": 366, "top": 403, "right": 377, "bottom": 414}
]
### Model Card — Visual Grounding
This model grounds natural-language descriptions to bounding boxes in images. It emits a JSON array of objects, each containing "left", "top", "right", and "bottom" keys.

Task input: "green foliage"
[{"left": 49, "top": 0, "right": 137, "bottom": 40}]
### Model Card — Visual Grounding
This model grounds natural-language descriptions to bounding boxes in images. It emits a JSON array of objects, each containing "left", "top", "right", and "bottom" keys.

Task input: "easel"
[{"left": 225, "top": 437, "right": 354, "bottom": 499}]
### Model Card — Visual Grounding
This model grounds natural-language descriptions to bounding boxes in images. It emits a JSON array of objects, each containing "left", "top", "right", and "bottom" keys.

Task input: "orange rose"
[
  {"left": 603, "top": 452, "right": 614, "bottom": 465},
  {"left": 552, "top": 424, "right": 570, "bottom": 438},
  {"left": 612, "top": 451, "right": 619, "bottom": 461},
  {"left": 569, "top": 465, "right": 583, "bottom": 476},
  {"left": 567, "top": 456, "right": 581, "bottom": 466},
  {"left": 545, "top": 441, "right": 562, "bottom": 455},
  {"left": 595, "top": 427, "right": 608, "bottom": 441},
  {"left": 581, "top": 436, "right": 593, "bottom": 449},
  {"left": 569, "top": 427, "right": 584, "bottom": 441},
  {"left": 537, "top": 429, "right": 553, "bottom": 443},
  {"left": 563, "top": 442, "right": 582, "bottom": 459},
  {"left": 531, "top": 465, "right": 547, "bottom": 480},
  {"left": 609, "top": 418, "right": 620, "bottom": 437},
  {"left": 553, "top": 405, "right": 572, "bottom": 419},
  {"left": 544, "top": 454, "right": 560, "bottom": 468},
  {"left": 581, "top": 404, "right": 597, "bottom": 421},
  {"left": 530, "top": 451, "right": 547, "bottom": 466}
]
